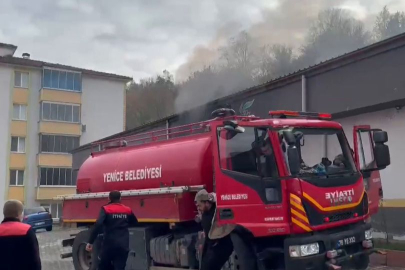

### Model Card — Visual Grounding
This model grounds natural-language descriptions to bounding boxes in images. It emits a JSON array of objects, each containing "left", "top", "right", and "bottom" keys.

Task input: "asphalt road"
[{"left": 36, "top": 227, "right": 405, "bottom": 270}]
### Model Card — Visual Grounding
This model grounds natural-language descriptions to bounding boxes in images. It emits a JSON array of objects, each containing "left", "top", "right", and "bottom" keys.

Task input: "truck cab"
[{"left": 212, "top": 109, "right": 390, "bottom": 270}]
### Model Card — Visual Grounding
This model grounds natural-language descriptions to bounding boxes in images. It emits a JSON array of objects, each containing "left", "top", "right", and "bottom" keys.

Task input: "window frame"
[
  {"left": 10, "top": 136, "right": 26, "bottom": 153},
  {"left": 38, "top": 167, "right": 75, "bottom": 187},
  {"left": 218, "top": 126, "right": 279, "bottom": 178},
  {"left": 14, "top": 71, "right": 29, "bottom": 88},
  {"left": 40, "top": 203, "right": 62, "bottom": 221},
  {"left": 9, "top": 170, "right": 24, "bottom": 186},
  {"left": 41, "top": 102, "right": 81, "bottom": 123},
  {"left": 12, "top": 104, "right": 27, "bottom": 121},
  {"left": 40, "top": 134, "right": 80, "bottom": 154},
  {"left": 42, "top": 68, "right": 82, "bottom": 93}
]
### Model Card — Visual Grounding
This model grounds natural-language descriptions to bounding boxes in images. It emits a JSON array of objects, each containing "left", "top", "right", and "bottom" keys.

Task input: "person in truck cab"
[
  {"left": 0, "top": 200, "right": 41, "bottom": 270},
  {"left": 86, "top": 190, "right": 138, "bottom": 270},
  {"left": 195, "top": 189, "right": 235, "bottom": 270}
]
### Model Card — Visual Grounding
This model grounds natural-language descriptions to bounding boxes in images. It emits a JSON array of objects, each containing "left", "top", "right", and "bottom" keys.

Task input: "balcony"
[
  {"left": 36, "top": 186, "right": 76, "bottom": 200},
  {"left": 40, "top": 88, "right": 81, "bottom": 104},
  {"left": 39, "top": 121, "right": 81, "bottom": 136},
  {"left": 38, "top": 153, "right": 72, "bottom": 167}
]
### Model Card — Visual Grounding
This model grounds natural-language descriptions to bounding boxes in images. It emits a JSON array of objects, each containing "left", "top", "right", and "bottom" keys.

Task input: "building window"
[
  {"left": 14, "top": 71, "right": 29, "bottom": 88},
  {"left": 12, "top": 104, "right": 27, "bottom": 121},
  {"left": 43, "top": 69, "right": 81, "bottom": 92},
  {"left": 41, "top": 203, "right": 62, "bottom": 221},
  {"left": 10, "top": 137, "right": 25, "bottom": 153},
  {"left": 40, "top": 135, "right": 80, "bottom": 153},
  {"left": 41, "top": 102, "right": 80, "bottom": 123},
  {"left": 10, "top": 170, "right": 24, "bottom": 186},
  {"left": 39, "top": 167, "right": 76, "bottom": 186}
]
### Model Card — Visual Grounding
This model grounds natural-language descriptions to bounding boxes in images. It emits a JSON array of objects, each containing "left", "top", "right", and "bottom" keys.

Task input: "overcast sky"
[{"left": 1, "top": 0, "right": 404, "bottom": 81}]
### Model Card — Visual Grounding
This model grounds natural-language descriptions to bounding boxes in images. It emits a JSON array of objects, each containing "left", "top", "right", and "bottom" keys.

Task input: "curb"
[{"left": 371, "top": 250, "right": 405, "bottom": 268}]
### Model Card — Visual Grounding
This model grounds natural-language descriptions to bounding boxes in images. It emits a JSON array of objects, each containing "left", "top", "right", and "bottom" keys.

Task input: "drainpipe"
[
  {"left": 301, "top": 75, "right": 307, "bottom": 112},
  {"left": 166, "top": 119, "right": 169, "bottom": 140}
]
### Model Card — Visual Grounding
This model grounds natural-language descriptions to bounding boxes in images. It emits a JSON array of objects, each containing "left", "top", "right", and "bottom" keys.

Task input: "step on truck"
[{"left": 59, "top": 109, "right": 390, "bottom": 270}]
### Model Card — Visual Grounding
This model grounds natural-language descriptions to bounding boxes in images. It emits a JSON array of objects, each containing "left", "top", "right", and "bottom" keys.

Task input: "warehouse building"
[
  {"left": 73, "top": 32, "right": 405, "bottom": 220},
  {"left": 0, "top": 43, "right": 131, "bottom": 221}
]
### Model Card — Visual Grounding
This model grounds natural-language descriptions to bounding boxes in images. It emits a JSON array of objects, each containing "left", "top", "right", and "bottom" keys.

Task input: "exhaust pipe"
[{"left": 60, "top": 252, "right": 73, "bottom": 259}]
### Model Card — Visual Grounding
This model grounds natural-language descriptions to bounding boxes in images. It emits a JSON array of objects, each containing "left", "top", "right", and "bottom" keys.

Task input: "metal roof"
[{"left": 0, "top": 42, "right": 18, "bottom": 49}]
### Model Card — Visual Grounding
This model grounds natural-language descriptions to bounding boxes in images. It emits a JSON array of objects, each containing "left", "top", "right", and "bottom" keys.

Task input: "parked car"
[{"left": 22, "top": 207, "right": 53, "bottom": 232}]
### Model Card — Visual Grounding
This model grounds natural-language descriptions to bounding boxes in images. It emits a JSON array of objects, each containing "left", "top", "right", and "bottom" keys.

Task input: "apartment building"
[{"left": 0, "top": 42, "right": 131, "bottom": 221}]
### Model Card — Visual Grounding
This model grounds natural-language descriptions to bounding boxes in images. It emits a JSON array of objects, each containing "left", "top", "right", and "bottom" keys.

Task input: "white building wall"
[
  {"left": 0, "top": 66, "right": 12, "bottom": 221},
  {"left": 336, "top": 108, "right": 405, "bottom": 200},
  {"left": 80, "top": 76, "right": 125, "bottom": 145},
  {"left": 25, "top": 69, "right": 41, "bottom": 207}
]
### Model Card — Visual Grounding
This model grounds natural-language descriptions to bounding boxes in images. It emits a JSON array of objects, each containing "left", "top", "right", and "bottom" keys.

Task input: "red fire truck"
[{"left": 60, "top": 109, "right": 390, "bottom": 270}]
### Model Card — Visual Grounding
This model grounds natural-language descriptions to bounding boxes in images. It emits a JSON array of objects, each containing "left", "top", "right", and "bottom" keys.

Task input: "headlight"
[
  {"left": 365, "top": 229, "right": 373, "bottom": 240},
  {"left": 289, "top": 243, "right": 320, "bottom": 257}
]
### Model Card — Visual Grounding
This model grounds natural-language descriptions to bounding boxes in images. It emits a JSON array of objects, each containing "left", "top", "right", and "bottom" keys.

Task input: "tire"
[
  {"left": 227, "top": 233, "right": 258, "bottom": 270},
  {"left": 72, "top": 230, "right": 100, "bottom": 270},
  {"left": 351, "top": 254, "right": 369, "bottom": 270},
  {"left": 46, "top": 226, "right": 53, "bottom": 232}
]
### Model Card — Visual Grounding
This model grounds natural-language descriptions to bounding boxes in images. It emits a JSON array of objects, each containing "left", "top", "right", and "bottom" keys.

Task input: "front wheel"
[
  {"left": 350, "top": 254, "right": 369, "bottom": 270},
  {"left": 46, "top": 226, "right": 53, "bottom": 232},
  {"left": 225, "top": 233, "right": 258, "bottom": 270}
]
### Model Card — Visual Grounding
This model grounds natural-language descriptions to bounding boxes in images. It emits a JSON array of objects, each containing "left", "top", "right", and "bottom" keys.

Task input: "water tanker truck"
[{"left": 59, "top": 109, "right": 390, "bottom": 270}]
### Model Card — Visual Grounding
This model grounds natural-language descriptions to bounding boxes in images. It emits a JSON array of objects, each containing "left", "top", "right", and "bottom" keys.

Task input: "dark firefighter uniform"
[
  {"left": 88, "top": 203, "right": 138, "bottom": 270},
  {"left": 0, "top": 217, "right": 41, "bottom": 270},
  {"left": 200, "top": 203, "right": 233, "bottom": 270}
]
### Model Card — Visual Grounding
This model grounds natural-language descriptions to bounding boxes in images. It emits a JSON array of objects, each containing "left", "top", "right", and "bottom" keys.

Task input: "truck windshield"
[{"left": 279, "top": 128, "right": 356, "bottom": 177}]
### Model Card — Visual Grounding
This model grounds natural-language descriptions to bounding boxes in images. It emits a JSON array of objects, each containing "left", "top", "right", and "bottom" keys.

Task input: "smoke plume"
[{"left": 173, "top": 0, "right": 404, "bottom": 114}]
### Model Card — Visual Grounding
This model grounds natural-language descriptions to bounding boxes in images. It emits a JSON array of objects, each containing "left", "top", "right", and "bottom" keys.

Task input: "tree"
[
  {"left": 256, "top": 44, "right": 296, "bottom": 82},
  {"left": 298, "top": 8, "right": 370, "bottom": 68},
  {"left": 373, "top": 6, "right": 405, "bottom": 42},
  {"left": 126, "top": 71, "right": 177, "bottom": 129},
  {"left": 219, "top": 31, "right": 256, "bottom": 71}
]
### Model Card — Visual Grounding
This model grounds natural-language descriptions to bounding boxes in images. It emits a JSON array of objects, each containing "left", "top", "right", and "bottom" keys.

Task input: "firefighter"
[
  {"left": 0, "top": 200, "right": 41, "bottom": 270},
  {"left": 86, "top": 190, "right": 138, "bottom": 270},
  {"left": 195, "top": 189, "right": 234, "bottom": 270}
]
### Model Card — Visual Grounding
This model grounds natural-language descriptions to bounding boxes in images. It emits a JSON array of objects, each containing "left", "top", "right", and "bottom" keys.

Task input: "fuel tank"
[{"left": 77, "top": 133, "right": 213, "bottom": 193}]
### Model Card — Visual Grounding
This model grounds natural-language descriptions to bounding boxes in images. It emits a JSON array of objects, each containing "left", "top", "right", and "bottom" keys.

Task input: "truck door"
[
  {"left": 214, "top": 126, "right": 289, "bottom": 235},
  {"left": 353, "top": 125, "right": 383, "bottom": 215}
]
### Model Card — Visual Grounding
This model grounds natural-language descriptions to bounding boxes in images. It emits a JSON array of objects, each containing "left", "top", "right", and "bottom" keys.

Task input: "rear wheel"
[
  {"left": 72, "top": 230, "right": 100, "bottom": 270},
  {"left": 46, "top": 226, "right": 53, "bottom": 232}
]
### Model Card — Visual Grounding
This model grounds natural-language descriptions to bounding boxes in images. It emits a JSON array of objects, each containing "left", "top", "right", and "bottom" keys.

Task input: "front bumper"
[{"left": 284, "top": 223, "right": 373, "bottom": 270}]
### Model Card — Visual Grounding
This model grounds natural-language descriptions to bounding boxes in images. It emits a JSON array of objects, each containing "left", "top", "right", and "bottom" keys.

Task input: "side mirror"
[
  {"left": 373, "top": 131, "right": 388, "bottom": 143},
  {"left": 223, "top": 120, "right": 245, "bottom": 134},
  {"left": 287, "top": 146, "right": 301, "bottom": 175},
  {"left": 283, "top": 131, "right": 296, "bottom": 145},
  {"left": 373, "top": 131, "right": 390, "bottom": 169}
]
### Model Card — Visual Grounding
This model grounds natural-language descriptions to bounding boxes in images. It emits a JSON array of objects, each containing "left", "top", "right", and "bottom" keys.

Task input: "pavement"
[
  {"left": 36, "top": 226, "right": 79, "bottom": 270},
  {"left": 37, "top": 227, "right": 405, "bottom": 270}
]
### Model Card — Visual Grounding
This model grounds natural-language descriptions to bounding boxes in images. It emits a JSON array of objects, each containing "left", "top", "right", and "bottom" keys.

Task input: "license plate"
[
  {"left": 338, "top": 236, "right": 356, "bottom": 246},
  {"left": 35, "top": 222, "right": 45, "bottom": 226}
]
